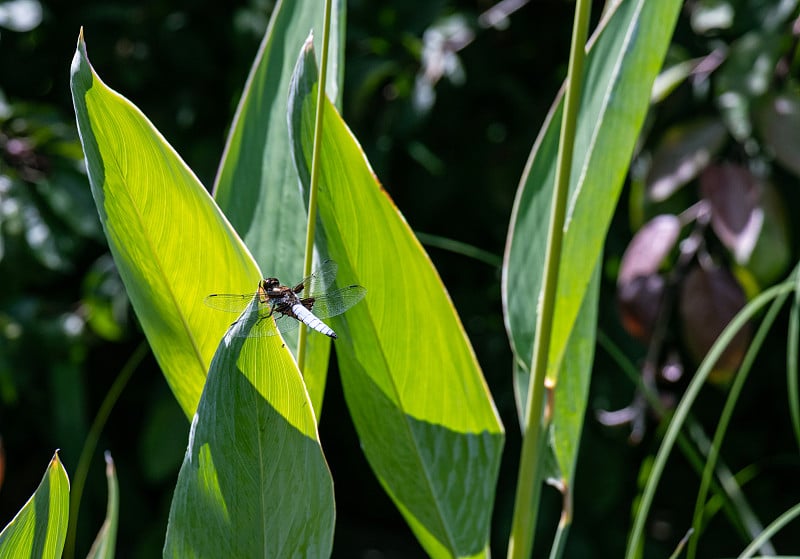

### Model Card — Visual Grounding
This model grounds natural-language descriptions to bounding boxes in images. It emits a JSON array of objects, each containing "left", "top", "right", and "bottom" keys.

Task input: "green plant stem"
[
  {"left": 548, "top": 490, "right": 572, "bottom": 559},
  {"left": 64, "top": 341, "right": 147, "bottom": 559},
  {"left": 297, "top": 0, "right": 332, "bottom": 374},
  {"left": 505, "top": 0, "right": 591, "bottom": 557},
  {"left": 737, "top": 501, "right": 800, "bottom": 559},
  {"left": 414, "top": 231, "right": 502, "bottom": 268},
  {"left": 787, "top": 269, "right": 800, "bottom": 450}
]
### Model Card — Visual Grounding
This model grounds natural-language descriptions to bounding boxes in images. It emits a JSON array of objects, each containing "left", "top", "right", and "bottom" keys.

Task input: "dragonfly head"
[
  {"left": 260, "top": 278, "right": 280, "bottom": 288},
  {"left": 259, "top": 277, "right": 282, "bottom": 296}
]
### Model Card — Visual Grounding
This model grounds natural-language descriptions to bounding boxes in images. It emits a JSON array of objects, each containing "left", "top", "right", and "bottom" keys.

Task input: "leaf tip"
[
  {"left": 303, "top": 30, "right": 315, "bottom": 52},
  {"left": 103, "top": 450, "right": 116, "bottom": 475}
]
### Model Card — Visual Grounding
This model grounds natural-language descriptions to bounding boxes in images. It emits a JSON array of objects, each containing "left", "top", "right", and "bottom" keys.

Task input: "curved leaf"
[
  {"left": 70, "top": 31, "right": 261, "bottom": 417},
  {"left": 288, "top": 41, "right": 504, "bottom": 559},
  {"left": 164, "top": 299, "right": 334, "bottom": 557},
  {"left": 86, "top": 452, "right": 118, "bottom": 559},
  {"left": 0, "top": 452, "right": 70, "bottom": 559}
]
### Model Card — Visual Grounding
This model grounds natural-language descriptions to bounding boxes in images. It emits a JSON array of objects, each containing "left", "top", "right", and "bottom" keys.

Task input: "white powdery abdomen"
[{"left": 291, "top": 303, "right": 337, "bottom": 338}]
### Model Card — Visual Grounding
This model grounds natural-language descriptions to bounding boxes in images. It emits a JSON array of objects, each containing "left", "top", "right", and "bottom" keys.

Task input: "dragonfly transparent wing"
[
  {"left": 204, "top": 294, "right": 283, "bottom": 338},
  {"left": 305, "top": 285, "right": 367, "bottom": 319},
  {"left": 298, "top": 259, "right": 338, "bottom": 295},
  {"left": 203, "top": 293, "right": 255, "bottom": 313}
]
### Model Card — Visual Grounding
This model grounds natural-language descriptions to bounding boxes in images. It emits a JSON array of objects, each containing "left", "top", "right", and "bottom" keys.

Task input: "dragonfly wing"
[
  {"left": 306, "top": 285, "right": 367, "bottom": 319},
  {"left": 296, "top": 259, "right": 338, "bottom": 294},
  {"left": 203, "top": 293, "right": 256, "bottom": 313}
]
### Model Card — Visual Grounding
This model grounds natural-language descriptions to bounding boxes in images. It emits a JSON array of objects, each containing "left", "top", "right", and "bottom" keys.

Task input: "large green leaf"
[
  {"left": 288, "top": 40, "right": 504, "bottom": 559},
  {"left": 0, "top": 452, "right": 70, "bottom": 559},
  {"left": 70, "top": 31, "right": 261, "bottom": 418},
  {"left": 163, "top": 298, "right": 334, "bottom": 557},
  {"left": 503, "top": 0, "right": 682, "bottom": 489},
  {"left": 86, "top": 452, "right": 118, "bottom": 559},
  {"left": 213, "top": 0, "right": 345, "bottom": 415}
]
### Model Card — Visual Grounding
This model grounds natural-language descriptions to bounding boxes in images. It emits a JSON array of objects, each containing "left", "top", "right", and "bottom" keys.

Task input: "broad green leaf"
[
  {"left": 288, "top": 40, "right": 504, "bottom": 559},
  {"left": 0, "top": 451, "right": 70, "bottom": 559},
  {"left": 70, "top": 31, "right": 260, "bottom": 418},
  {"left": 164, "top": 298, "right": 334, "bottom": 558},
  {"left": 86, "top": 452, "right": 118, "bottom": 559},
  {"left": 504, "top": 0, "right": 681, "bottom": 384},
  {"left": 213, "top": 0, "right": 345, "bottom": 415}
]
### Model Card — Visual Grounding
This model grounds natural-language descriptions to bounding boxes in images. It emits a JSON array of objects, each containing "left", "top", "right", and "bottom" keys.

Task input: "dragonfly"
[{"left": 204, "top": 260, "right": 366, "bottom": 339}]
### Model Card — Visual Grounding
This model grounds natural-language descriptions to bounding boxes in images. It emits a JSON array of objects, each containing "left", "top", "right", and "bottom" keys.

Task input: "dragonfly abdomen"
[{"left": 291, "top": 303, "right": 337, "bottom": 339}]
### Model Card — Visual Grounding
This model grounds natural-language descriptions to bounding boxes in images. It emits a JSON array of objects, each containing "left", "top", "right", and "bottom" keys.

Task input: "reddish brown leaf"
[
  {"left": 618, "top": 214, "right": 681, "bottom": 286},
  {"left": 700, "top": 163, "right": 763, "bottom": 264},
  {"left": 679, "top": 263, "right": 751, "bottom": 380},
  {"left": 618, "top": 274, "right": 666, "bottom": 342}
]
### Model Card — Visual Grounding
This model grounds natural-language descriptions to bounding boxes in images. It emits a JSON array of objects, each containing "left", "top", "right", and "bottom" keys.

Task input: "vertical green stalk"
[
  {"left": 506, "top": 1, "right": 591, "bottom": 557},
  {"left": 297, "top": 0, "right": 333, "bottom": 373}
]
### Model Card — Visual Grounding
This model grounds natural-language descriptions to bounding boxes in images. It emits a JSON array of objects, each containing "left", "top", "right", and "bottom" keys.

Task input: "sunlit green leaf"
[
  {"left": 164, "top": 298, "right": 334, "bottom": 557},
  {"left": 288, "top": 39, "right": 504, "bottom": 559},
  {"left": 213, "top": 0, "right": 345, "bottom": 415},
  {"left": 0, "top": 451, "right": 70, "bottom": 559},
  {"left": 70, "top": 31, "right": 261, "bottom": 417},
  {"left": 86, "top": 452, "right": 118, "bottom": 559}
]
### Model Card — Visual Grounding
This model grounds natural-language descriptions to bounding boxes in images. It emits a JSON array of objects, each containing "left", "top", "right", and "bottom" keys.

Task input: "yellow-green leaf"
[
  {"left": 70, "top": 31, "right": 260, "bottom": 417},
  {"left": 0, "top": 452, "right": 70, "bottom": 559}
]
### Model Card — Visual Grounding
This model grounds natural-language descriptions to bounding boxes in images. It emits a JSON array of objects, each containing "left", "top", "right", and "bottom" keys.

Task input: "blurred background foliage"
[{"left": 1, "top": 0, "right": 799, "bottom": 557}]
